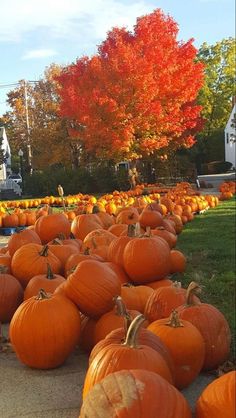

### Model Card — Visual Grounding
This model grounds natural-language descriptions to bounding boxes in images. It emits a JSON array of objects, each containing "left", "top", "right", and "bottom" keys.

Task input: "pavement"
[{"left": 0, "top": 323, "right": 216, "bottom": 418}]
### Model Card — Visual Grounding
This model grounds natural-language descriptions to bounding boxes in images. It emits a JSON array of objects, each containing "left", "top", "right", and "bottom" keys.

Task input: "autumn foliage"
[{"left": 57, "top": 9, "right": 204, "bottom": 161}]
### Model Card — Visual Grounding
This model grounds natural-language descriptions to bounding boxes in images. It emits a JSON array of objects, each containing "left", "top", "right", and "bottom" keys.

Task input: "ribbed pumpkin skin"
[
  {"left": 195, "top": 371, "right": 236, "bottom": 418},
  {"left": 24, "top": 274, "right": 65, "bottom": 300},
  {"left": 11, "top": 244, "right": 62, "bottom": 288},
  {"left": 144, "top": 285, "right": 187, "bottom": 322},
  {"left": 0, "top": 273, "right": 23, "bottom": 322},
  {"left": 177, "top": 303, "right": 231, "bottom": 370},
  {"left": 123, "top": 236, "right": 170, "bottom": 283},
  {"left": 65, "top": 259, "right": 121, "bottom": 317},
  {"left": 8, "top": 229, "right": 42, "bottom": 257},
  {"left": 83, "top": 342, "right": 173, "bottom": 398},
  {"left": 10, "top": 293, "right": 81, "bottom": 369},
  {"left": 89, "top": 327, "right": 175, "bottom": 377},
  {"left": 80, "top": 370, "right": 192, "bottom": 418},
  {"left": 35, "top": 213, "right": 71, "bottom": 244},
  {"left": 148, "top": 316, "right": 205, "bottom": 389}
]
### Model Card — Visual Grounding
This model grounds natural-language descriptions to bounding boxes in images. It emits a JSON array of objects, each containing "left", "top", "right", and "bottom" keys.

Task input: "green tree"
[{"left": 191, "top": 37, "right": 235, "bottom": 170}]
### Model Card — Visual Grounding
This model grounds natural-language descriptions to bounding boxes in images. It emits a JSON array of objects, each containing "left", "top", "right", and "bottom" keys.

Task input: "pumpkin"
[
  {"left": 107, "top": 225, "right": 135, "bottom": 267},
  {"left": 105, "top": 262, "right": 130, "bottom": 284},
  {"left": 147, "top": 278, "right": 173, "bottom": 290},
  {"left": 0, "top": 253, "right": 12, "bottom": 273},
  {"left": 170, "top": 249, "right": 186, "bottom": 273},
  {"left": 121, "top": 284, "right": 153, "bottom": 313},
  {"left": 80, "top": 370, "right": 192, "bottom": 418},
  {"left": 24, "top": 264, "right": 65, "bottom": 300},
  {"left": 71, "top": 214, "right": 103, "bottom": 241},
  {"left": 144, "top": 281, "right": 193, "bottom": 322},
  {"left": 116, "top": 208, "right": 139, "bottom": 225},
  {"left": 195, "top": 371, "right": 236, "bottom": 418},
  {"left": 35, "top": 212, "right": 71, "bottom": 244},
  {"left": 139, "top": 207, "right": 164, "bottom": 229},
  {"left": 48, "top": 239, "right": 79, "bottom": 274},
  {"left": 2, "top": 213, "right": 19, "bottom": 228},
  {"left": 11, "top": 243, "right": 62, "bottom": 288},
  {"left": 151, "top": 227, "right": 177, "bottom": 248},
  {"left": 8, "top": 228, "right": 41, "bottom": 257},
  {"left": 148, "top": 310, "right": 205, "bottom": 389},
  {"left": 108, "top": 223, "right": 128, "bottom": 236},
  {"left": 65, "top": 251, "right": 104, "bottom": 277},
  {"left": 64, "top": 259, "right": 121, "bottom": 317},
  {"left": 10, "top": 289, "right": 81, "bottom": 369},
  {"left": 123, "top": 234, "right": 171, "bottom": 283},
  {"left": 83, "top": 315, "right": 173, "bottom": 398},
  {"left": 93, "top": 295, "right": 140, "bottom": 344},
  {"left": 177, "top": 282, "right": 231, "bottom": 370},
  {"left": 0, "top": 268, "right": 23, "bottom": 322},
  {"left": 79, "top": 315, "right": 98, "bottom": 353}
]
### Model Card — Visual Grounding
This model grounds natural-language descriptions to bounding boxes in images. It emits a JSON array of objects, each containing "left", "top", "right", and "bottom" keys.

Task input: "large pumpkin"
[
  {"left": 35, "top": 213, "right": 71, "bottom": 244},
  {"left": 80, "top": 370, "right": 192, "bottom": 418},
  {"left": 195, "top": 371, "right": 236, "bottom": 418},
  {"left": 123, "top": 235, "right": 171, "bottom": 283},
  {"left": 10, "top": 290, "right": 81, "bottom": 369},
  {"left": 71, "top": 214, "right": 103, "bottom": 241},
  {"left": 64, "top": 259, "right": 121, "bottom": 317},
  {"left": 83, "top": 315, "right": 173, "bottom": 398},
  {"left": 11, "top": 243, "right": 62, "bottom": 288},
  {"left": 8, "top": 228, "right": 41, "bottom": 257},
  {"left": 177, "top": 282, "right": 231, "bottom": 370}
]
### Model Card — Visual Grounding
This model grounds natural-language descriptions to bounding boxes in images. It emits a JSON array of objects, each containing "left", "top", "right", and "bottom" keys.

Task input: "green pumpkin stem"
[
  {"left": 127, "top": 224, "right": 136, "bottom": 237},
  {"left": 186, "top": 281, "right": 202, "bottom": 305},
  {"left": 165, "top": 310, "right": 184, "bottom": 328},
  {"left": 35, "top": 289, "right": 50, "bottom": 300},
  {"left": 123, "top": 314, "right": 146, "bottom": 348}
]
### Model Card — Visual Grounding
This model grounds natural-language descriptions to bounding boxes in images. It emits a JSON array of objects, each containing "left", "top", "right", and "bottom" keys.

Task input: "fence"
[{"left": 0, "top": 179, "right": 22, "bottom": 196}]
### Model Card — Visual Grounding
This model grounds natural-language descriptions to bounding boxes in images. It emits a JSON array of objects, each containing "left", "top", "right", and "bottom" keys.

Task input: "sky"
[{"left": 0, "top": 0, "right": 235, "bottom": 116}]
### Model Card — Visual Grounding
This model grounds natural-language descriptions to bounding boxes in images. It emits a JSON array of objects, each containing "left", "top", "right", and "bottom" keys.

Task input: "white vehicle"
[{"left": 7, "top": 173, "right": 22, "bottom": 184}]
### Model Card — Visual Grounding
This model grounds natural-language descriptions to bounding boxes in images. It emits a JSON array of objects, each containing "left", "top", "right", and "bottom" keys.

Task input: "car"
[{"left": 7, "top": 173, "right": 22, "bottom": 184}]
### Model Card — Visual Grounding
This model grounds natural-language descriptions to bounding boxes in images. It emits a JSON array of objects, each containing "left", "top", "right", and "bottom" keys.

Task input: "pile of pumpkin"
[
  {"left": 218, "top": 181, "right": 236, "bottom": 200},
  {"left": 0, "top": 197, "right": 234, "bottom": 417}
]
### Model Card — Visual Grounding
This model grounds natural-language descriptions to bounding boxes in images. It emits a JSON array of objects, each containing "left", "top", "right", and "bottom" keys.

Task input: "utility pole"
[{"left": 23, "top": 80, "right": 33, "bottom": 173}]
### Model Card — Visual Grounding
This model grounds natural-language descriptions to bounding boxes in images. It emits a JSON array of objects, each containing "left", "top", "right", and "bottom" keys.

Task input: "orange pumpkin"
[
  {"left": 10, "top": 290, "right": 81, "bottom": 369},
  {"left": 148, "top": 310, "right": 205, "bottom": 389},
  {"left": 79, "top": 369, "right": 192, "bottom": 418},
  {"left": 0, "top": 269, "right": 23, "bottom": 322},
  {"left": 24, "top": 264, "right": 65, "bottom": 300},
  {"left": 35, "top": 213, "right": 71, "bottom": 243}
]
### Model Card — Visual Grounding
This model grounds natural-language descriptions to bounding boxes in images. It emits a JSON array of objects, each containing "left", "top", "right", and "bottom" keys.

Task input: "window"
[{"left": 226, "top": 133, "right": 229, "bottom": 144}]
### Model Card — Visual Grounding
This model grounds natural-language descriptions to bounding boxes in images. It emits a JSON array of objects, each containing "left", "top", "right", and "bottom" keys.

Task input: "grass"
[{"left": 175, "top": 197, "right": 236, "bottom": 360}]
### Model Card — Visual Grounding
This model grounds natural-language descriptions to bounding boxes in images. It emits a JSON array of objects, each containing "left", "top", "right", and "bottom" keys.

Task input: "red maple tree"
[{"left": 57, "top": 9, "right": 204, "bottom": 161}]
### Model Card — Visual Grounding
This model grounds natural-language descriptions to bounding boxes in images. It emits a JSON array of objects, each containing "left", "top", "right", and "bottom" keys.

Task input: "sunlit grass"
[{"left": 175, "top": 197, "right": 236, "bottom": 360}]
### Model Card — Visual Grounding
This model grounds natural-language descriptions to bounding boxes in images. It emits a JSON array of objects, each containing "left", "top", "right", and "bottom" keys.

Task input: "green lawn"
[{"left": 175, "top": 197, "right": 236, "bottom": 360}]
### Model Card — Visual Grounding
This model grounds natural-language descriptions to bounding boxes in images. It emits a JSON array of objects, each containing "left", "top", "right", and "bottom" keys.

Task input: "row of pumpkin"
[{"left": 0, "top": 185, "right": 235, "bottom": 417}]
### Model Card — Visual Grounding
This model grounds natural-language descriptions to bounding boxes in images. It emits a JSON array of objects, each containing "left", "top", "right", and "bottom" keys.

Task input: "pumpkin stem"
[
  {"left": 123, "top": 314, "right": 146, "bottom": 348},
  {"left": 92, "top": 205, "right": 100, "bottom": 214},
  {"left": 186, "top": 281, "right": 202, "bottom": 305},
  {"left": 51, "top": 238, "right": 62, "bottom": 245},
  {"left": 127, "top": 224, "right": 136, "bottom": 237},
  {"left": 134, "top": 223, "right": 141, "bottom": 237},
  {"left": 46, "top": 263, "right": 54, "bottom": 280},
  {"left": 39, "top": 245, "right": 49, "bottom": 257},
  {"left": 35, "top": 289, "right": 51, "bottom": 300},
  {"left": 143, "top": 226, "right": 151, "bottom": 237},
  {"left": 57, "top": 233, "right": 66, "bottom": 240},
  {"left": 172, "top": 281, "right": 182, "bottom": 289},
  {"left": 165, "top": 310, "right": 184, "bottom": 328},
  {"left": 0, "top": 265, "right": 8, "bottom": 274},
  {"left": 83, "top": 247, "right": 90, "bottom": 255},
  {"left": 114, "top": 296, "right": 132, "bottom": 333}
]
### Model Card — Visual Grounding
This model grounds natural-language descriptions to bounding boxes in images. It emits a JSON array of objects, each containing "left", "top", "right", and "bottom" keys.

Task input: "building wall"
[
  {"left": 0, "top": 127, "right": 11, "bottom": 180},
  {"left": 224, "top": 104, "right": 236, "bottom": 169}
]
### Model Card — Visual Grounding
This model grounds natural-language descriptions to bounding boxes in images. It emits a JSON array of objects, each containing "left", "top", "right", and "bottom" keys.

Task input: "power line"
[{"left": 0, "top": 80, "right": 40, "bottom": 89}]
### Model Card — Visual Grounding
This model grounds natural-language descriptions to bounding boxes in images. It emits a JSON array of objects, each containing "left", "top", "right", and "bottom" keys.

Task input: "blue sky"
[{"left": 0, "top": 0, "right": 235, "bottom": 116}]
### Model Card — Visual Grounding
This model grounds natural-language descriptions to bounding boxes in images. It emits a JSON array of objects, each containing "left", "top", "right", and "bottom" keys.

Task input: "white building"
[
  {"left": 224, "top": 103, "right": 236, "bottom": 169},
  {"left": 0, "top": 126, "right": 11, "bottom": 180}
]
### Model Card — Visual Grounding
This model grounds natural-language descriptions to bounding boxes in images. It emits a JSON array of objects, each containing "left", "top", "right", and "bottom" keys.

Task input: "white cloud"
[
  {"left": 22, "top": 48, "right": 58, "bottom": 60},
  {"left": 0, "top": 0, "right": 155, "bottom": 43}
]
